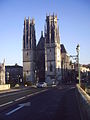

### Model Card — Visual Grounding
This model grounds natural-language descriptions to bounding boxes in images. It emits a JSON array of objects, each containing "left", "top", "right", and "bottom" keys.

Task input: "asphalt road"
[{"left": 0, "top": 85, "right": 81, "bottom": 120}]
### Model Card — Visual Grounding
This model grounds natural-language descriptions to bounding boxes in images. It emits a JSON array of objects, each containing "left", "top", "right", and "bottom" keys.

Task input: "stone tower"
[
  {"left": 45, "top": 14, "right": 62, "bottom": 85},
  {"left": 23, "top": 17, "right": 36, "bottom": 83}
]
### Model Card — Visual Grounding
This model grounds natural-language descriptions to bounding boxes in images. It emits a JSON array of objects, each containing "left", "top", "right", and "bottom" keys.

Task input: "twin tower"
[{"left": 23, "top": 14, "right": 62, "bottom": 85}]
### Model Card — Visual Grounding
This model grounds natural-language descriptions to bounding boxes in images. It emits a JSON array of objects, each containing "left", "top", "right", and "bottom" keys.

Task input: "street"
[{"left": 0, "top": 85, "right": 81, "bottom": 120}]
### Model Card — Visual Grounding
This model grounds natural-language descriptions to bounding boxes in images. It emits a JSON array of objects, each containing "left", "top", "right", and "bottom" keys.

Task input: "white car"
[{"left": 36, "top": 82, "right": 47, "bottom": 88}]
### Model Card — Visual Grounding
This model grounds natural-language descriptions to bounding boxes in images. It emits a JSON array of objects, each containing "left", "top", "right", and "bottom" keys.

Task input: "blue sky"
[{"left": 0, "top": 0, "right": 90, "bottom": 66}]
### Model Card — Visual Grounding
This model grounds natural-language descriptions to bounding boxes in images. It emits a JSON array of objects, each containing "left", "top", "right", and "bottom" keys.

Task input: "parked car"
[{"left": 36, "top": 82, "right": 47, "bottom": 88}]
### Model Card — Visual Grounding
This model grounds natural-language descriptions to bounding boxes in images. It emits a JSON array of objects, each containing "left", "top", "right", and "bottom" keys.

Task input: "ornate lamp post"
[{"left": 76, "top": 44, "right": 80, "bottom": 86}]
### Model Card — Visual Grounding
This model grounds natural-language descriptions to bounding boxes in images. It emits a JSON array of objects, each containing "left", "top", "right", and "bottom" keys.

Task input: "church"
[{"left": 23, "top": 14, "right": 71, "bottom": 85}]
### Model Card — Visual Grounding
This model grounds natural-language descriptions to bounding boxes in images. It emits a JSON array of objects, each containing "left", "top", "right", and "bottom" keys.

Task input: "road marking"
[
  {"left": 0, "top": 89, "right": 32, "bottom": 98},
  {"left": 70, "top": 86, "right": 75, "bottom": 89},
  {"left": 6, "top": 102, "right": 31, "bottom": 116},
  {"left": 0, "top": 101, "right": 13, "bottom": 107},
  {"left": 0, "top": 89, "right": 48, "bottom": 108},
  {"left": 6, "top": 106, "right": 23, "bottom": 115},
  {"left": 15, "top": 96, "right": 26, "bottom": 101},
  {"left": 26, "top": 89, "right": 48, "bottom": 97},
  {"left": 0, "top": 88, "right": 48, "bottom": 98},
  {"left": 19, "top": 102, "right": 31, "bottom": 107}
]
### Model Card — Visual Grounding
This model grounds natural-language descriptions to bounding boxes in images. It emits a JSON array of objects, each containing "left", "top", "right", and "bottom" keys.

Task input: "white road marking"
[
  {"left": 6, "top": 102, "right": 31, "bottom": 116},
  {"left": 6, "top": 105, "right": 23, "bottom": 115},
  {"left": 70, "top": 86, "right": 75, "bottom": 89},
  {"left": 0, "top": 101, "right": 13, "bottom": 107},
  {"left": 26, "top": 89, "right": 48, "bottom": 97},
  {"left": 0, "top": 89, "right": 48, "bottom": 108},
  {"left": 19, "top": 102, "right": 31, "bottom": 107},
  {"left": 14, "top": 96, "right": 26, "bottom": 101}
]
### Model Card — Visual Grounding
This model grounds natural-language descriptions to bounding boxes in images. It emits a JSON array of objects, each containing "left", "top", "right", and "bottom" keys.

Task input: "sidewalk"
[
  {"left": 0, "top": 88, "right": 21, "bottom": 94},
  {"left": 0, "top": 85, "right": 37, "bottom": 95}
]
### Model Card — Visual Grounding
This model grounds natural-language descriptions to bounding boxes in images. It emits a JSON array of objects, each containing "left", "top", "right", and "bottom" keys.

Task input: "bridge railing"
[{"left": 76, "top": 84, "right": 90, "bottom": 120}]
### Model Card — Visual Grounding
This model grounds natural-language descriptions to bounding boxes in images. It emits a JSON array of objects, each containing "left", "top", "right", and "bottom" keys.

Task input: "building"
[
  {"left": 5, "top": 64, "right": 23, "bottom": 86},
  {"left": 79, "top": 65, "right": 90, "bottom": 83},
  {"left": 45, "top": 14, "right": 62, "bottom": 84},
  {"left": 80, "top": 65, "right": 90, "bottom": 73},
  {"left": 23, "top": 17, "right": 36, "bottom": 83},
  {"left": 23, "top": 14, "right": 75, "bottom": 85},
  {"left": 0, "top": 60, "right": 5, "bottom": 85},
  {"left": 36, "top": 31, "right": 45, "bottom": 82},
  {"left": 61, "top": 44, "right": 75, "bottom": 83},
  {"left": 23, "top": 14, "right": 62, "bottom": 84},
  {"left": 61, "top": 44, "right": 71, "bottom": 70}
]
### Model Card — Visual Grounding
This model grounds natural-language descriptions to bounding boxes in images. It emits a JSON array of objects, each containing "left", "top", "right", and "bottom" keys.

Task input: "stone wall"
[{"left": 76, "top": 84, "right": 90, "bottom": 120}]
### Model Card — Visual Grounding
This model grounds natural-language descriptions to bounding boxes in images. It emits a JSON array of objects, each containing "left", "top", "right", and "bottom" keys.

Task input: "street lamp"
[
  {"left": 76, "top": 44, "right": 80, "bottom": 86},
  {"left": 7, "top": 72, "right": 9, "bottom": 84},
  {"left": 18, "top": 75, "right": 20, "bottom": 84},
  {"left": 35, "top": 70, "right": 37, "bottom": 84}
]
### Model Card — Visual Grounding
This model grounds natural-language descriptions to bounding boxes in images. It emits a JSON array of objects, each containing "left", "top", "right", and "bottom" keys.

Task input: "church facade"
[{"left": 23, "top": 14, "right": 64, "bottom": 85}]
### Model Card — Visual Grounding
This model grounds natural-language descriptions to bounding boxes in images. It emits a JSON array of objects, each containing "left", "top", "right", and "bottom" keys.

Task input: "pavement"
[
  {"left": 0, "top": 85, "right": 82, "bottom": 120},
  {"left": 0, "top": 86, "right": 31, "bottom": 94}
]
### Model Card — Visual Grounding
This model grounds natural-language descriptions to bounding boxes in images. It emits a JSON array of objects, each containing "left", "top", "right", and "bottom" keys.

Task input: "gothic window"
[
  {"left": 30, "top": 39, "right": 31, "bottom": 49},
  {"left": 23, "top": 35, "right": 25, "bottom": 49},
  {"left": 51, "top": 27, "right": 54, "bottom": 43},
  {"left": 50, "top": 64, "right": 53, "bottom": 72},
  {"left": 27, "top": 52, "right": 28, "bottom": 56},
  {"left": 24, "top": 40, "right": 25, "bottom": 49},
  {"left": 26, "top": 32, "right": 28, "bottom": 49}
]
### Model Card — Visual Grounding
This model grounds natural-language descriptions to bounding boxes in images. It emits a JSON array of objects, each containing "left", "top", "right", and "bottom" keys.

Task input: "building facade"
[
  {"left": 5, "top": 64, "right": 23, "bottom": 86},
  {"left": 61, "top": 44, "right": 74, "bottom": 83},
  {"left": 0, "top": 60, "right": 5, "bottom": 85},
  {"left": 22, "top": 14, "right": 72, "bottom": 85},
  {"left": 36, "top": 31, "right": 45, "bottom": 82},
  {"left": 23, "top": 17, "right": 36, "bottom": 83},
  {"left": 45, "top": 14, "right": 62, "bottom": 84}
]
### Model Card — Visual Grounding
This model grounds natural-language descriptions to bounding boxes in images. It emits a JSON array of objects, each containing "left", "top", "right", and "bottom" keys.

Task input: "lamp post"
[
  {"left": 7, "top": 72, "right": 9, "bottom": 84},
  {"left": 18, "top": 75, "right": 20, "bottom": 84},
  {"left": 35, "top": 70, "right": 37, "bottom": 84},
  {"left": 76, "top": 44, "right": 80, "bottom": 86}
]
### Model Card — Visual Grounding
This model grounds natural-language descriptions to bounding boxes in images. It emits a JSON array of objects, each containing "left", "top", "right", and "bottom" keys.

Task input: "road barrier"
[
  {"left": 0, "top": 84, "right": 10, "bottom": 91},
  {"left": 76, "top": 84, "right": 90, "bottom": 120}
]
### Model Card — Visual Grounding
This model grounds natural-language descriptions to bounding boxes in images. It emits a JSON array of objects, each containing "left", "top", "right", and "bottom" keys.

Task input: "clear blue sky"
[{"left": 0, "top": 0, "right": 90, "bottom": 66}]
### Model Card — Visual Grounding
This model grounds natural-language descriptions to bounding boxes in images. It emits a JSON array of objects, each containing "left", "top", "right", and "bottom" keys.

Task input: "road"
[{"left": 0, "top": 85, "right": 81, "bottom": 120}]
